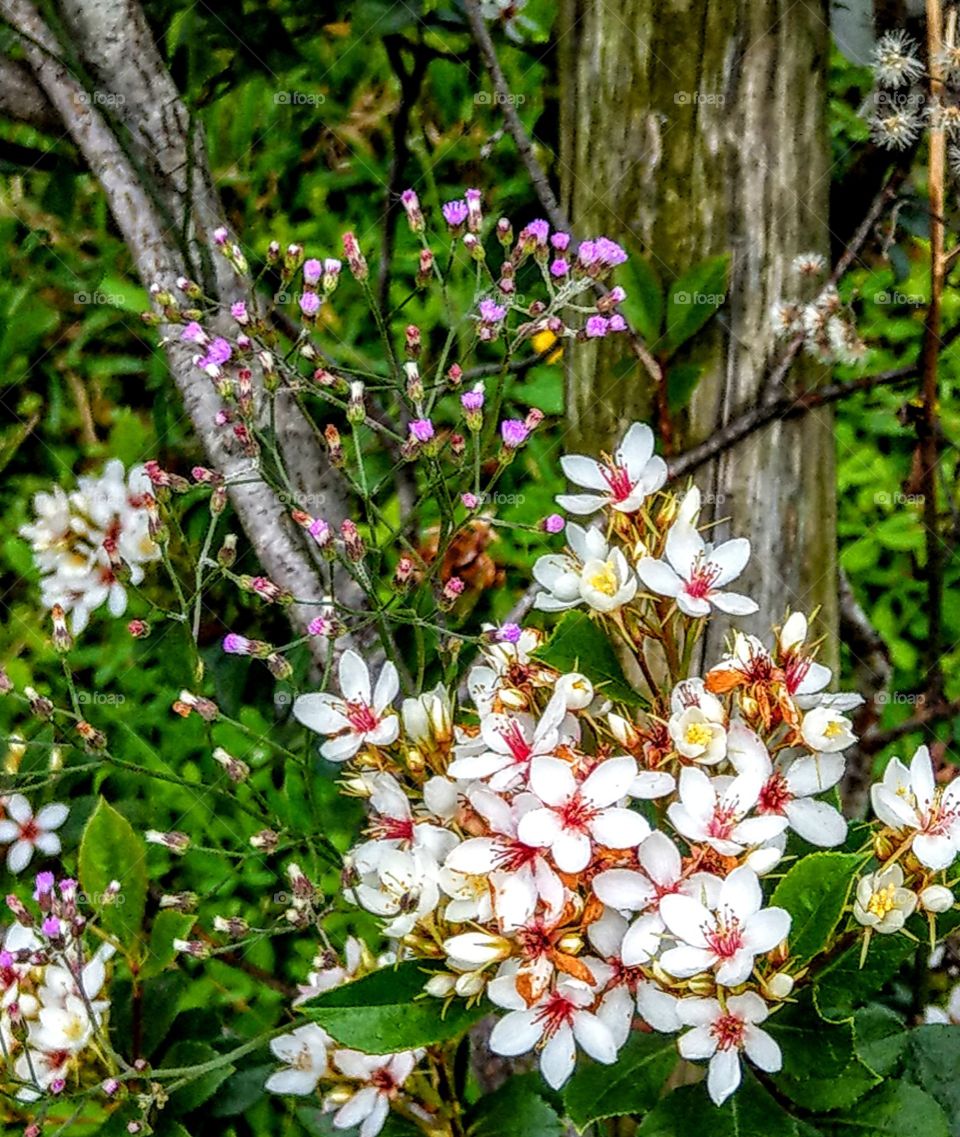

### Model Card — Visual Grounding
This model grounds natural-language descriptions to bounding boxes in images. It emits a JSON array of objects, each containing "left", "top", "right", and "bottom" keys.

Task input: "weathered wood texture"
[{"left": 558, "top": 0, "right": 839, "bottom": 663}]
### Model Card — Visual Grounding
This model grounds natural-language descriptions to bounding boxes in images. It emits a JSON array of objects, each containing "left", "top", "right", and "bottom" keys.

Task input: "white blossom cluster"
[
  {"left": 271, "top": 418, "right": 960, "bottom": 1118},
  {"left": 20, "top": 460, "right": 160, "bottom": 633},
  {"left": 0, "top": 874, "right": 115, "bottom": 1100},
  {"left": 768, "top": 254, "right": 866, "bottom": 365}
]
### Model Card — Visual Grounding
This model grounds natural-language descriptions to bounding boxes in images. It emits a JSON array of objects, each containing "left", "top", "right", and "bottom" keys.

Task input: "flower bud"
[{"left": 920, "top": 884, "right": 955, "bottom": 913}]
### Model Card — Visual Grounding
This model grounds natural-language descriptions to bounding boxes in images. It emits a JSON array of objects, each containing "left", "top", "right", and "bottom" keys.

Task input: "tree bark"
[{"left": 558, "top": 0, "right": 839, "bottom": 665}]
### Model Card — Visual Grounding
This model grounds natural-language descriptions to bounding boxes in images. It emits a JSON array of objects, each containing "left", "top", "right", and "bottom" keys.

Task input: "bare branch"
[{"left": 0, "top": 53, "right": 59, "bottom": 129}]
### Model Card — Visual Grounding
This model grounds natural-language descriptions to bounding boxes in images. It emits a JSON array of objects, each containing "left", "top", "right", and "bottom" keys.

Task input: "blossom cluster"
[
  {"left": 267, "top": 419, "right": 960, "bottom": 1127},
  {"left": 769, "top": 253, "right": 866, "bottom": 365},
  {"left": 20, "top": 460, "right": 160, "bottom": 634},
  {"left": 0, "top": 874, "right": 115, "bottom": 1100}
]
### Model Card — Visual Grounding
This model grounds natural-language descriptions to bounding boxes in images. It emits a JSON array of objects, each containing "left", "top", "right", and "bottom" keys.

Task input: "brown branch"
[
  {"left": 859, "top": 697, "right": 960, "bottom": 756},
  {"left": 668, "top": 364, "right": 918, "bottom": 480}
]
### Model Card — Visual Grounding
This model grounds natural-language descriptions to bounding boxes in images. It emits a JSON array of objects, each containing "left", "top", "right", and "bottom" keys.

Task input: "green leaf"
[
  {"left": 813, "top": 931, "right": 916, "bottom": 1022},
  {"left": 142, "top": 910, "right": 195, "bottom": 979},
  {"left": 853, "top": 1004, "right": 907, "bottom": 1077},
  {"left": 161, "top": 1040, "right": 235, "bottom": 1115},
  {"left": 770, "top": 852, "right": 865, "bottom": 964},
  {"left": 768, "top": 995, "right": 879, "bottom": 1111},
  {"left": 818, "top": 1081, "right": 950, "bottom": 1137},
  {"left": 467, "top": 1075, "right": 564, "bottom": 1137},
  {"left": 904, "top": 1025, "right": 960, "bottom": 1134},
  {"left": 208, "top": 1063, "right": 275, "bottom": 1117},
  {"left": 304, "top": 962, "right": 489, "bottom": 1052},
  {"left": 666, "top": 362, "right": 703, "bottom": 412},
  {"left": 636, "top": 1073, "right": 799, "bottom": 1136},
  {"left": 619, "top": 253, "right": 663, "bottom": 344},
  {"left": 78, "top": 798, "right": 147, "bottom": 950},
  {"left": 563, "top": 1030, "right": 676, "bottom": 1129},
  {"left": 534, "top": 610, "right": 644, "bottom": 706},
  {"left": 664, "top": 255, "right": 729, "bottom": 355}
]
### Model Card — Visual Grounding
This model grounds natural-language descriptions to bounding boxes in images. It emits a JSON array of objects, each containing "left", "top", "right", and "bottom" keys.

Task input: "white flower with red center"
[
  {"left": 448, "top": 692, "right": 571, "bottom": 789},
  {"left": 533, "top": 524, "right": 638, "bottom": 614},
  {"left": 443, "top": 786, "right": 565, "bottom": 930},
  {"left": 777, "top": 612, "right": 833, "bottom": 705},
  {"left": 356, "top": 773, "right": 458, "bottom": 866},
  {"left": 659, "top": 866, "right": 791, "bottom": 987},
  {"left": 871, "top": 745, "right": 960, "bottom": 870},
  {"left": 667, "top": 766, "right": 786, "bottom": 857},
  {"left": 555, "top": 422, "right": 667, "bottom": 515},
  {"left": 676, "top": 992, "right": 781, "bottom": 1106},
  {"left": 585, "top": 909, "right": 643, "bottom": 1046},
  {"left": 637, "top": 488, "right": 757, "bottom": 617},
  {"left": 347, "top": 847, "right": 441, "bottom": 938},
  {"left": 726, "top": 722, "right": 847, "bottom": 847},
  {"left": 488, "top": 974, "right": 619, "bottom": 1089},
  {"left": 294, "top": 650, "right": 400, "bottom": 762},
  {"left": 265, "top": 1024, "right": 330, "bottom": 1095},
  {"left": 800, "top": 705, "right": 855, "bottom": 753},
  {"left": 668, "top": 678, "right": 727, "bottom": 765},
  {"left": 0, "top": 796, "right": 68, "bottom": 874},
  {"left": 517, "top": 756, "right": 649, "bottom": 873},
  {"left": 329, "top": 1050, "right": 423, "bottom": 1137}
]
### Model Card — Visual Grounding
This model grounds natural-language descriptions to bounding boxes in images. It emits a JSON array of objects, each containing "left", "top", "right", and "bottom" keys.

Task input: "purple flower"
[
  {"left": 608, "top": 314, "right": 627, "bottom": 332},
  {"left": 498, "top": 622, "right": 522, "bottom": 643},
  {"left": 461, "top": 492, "right": 479, "bottom": 509},
  {"left": 41, "top": 916, "right": 61, "bottom": 939},
  {"left": 466, "top": 188, "right": 482, "bottom": 206},
  {"left": 223, "top": 633, "right": 253, "bottom": 656},
  {"left": 442, "top": 199, "right": 469, "bottom": 228},
  {"left": 461, "top": 386, "right": 484, "bottom": 412},
  {"left": 33, "top": 872, "right": 55, "bottom": 899},
  {"left": 500, "top": 419, "right": 529, "bottom": 449},
  {"left": 523, "top": 218, "right": 550, "bottom": 245},
  {"left": 607, "top": 286, "right": 626, "bottom": 304},
  {"left": 299, "top": 292, "right": 321, "bottom": 317},
  {"left": 230, "top": 301, "right": 249, "bottom": 324},
  {"left": 409, "top": 418, "right": 435, "bottom": 444},
  {"left": 542, "top": 513, "right": 565, "bottom": 533},
  {"left": 585, "top": 315, "right": 610, "bottom": 338},
  {"left": 551, "top": 232, "right": 571, "bottom": 251},
  {"left": 550, "top": 258, "right": 570, "bottom": 278},
  {"left": 308, "top": 518, "right": 332, "bottom": 547},
  {"left": 213, "top": 227, "right": 229, "bottom": 246},
  {"left": 207, "top": 337, "right": 232, "bottom": 365},
  {"left": 595, "top": 237, "right": 628, "bottom": 267},
  {"left": 577, "top": 239, "right": 598, "bottom": 267},
  {"left": 181, "top": 321, "right": 207, "bottom": 345},
  {"left": 324, "top": 258, "right": 341, "bottom": 275},
  {"left": 479, "top": 298, "right": 506, "bottom": 323},
  {"left": 303, "top": 258, "right": 322, "bottom": 286},
  {"left": 307, "top": 616, "right": 331, "bottom": 636},
  {"left": 401, "top": 189, "right": 420, "bottom": 210}
]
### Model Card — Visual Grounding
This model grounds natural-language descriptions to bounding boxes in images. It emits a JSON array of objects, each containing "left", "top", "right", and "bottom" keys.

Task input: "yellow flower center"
[
  {"left": 823, "top": 720, "right": 844, "bottom": 739},
  {"left": 867, "top": 883, "right": 898, "bottom": 918},
  {"left": 585, "top": 562, "right": 619, "bottom": 597},
  {"left": 684, "top": 722, "right": 714, "bottom": 748}
]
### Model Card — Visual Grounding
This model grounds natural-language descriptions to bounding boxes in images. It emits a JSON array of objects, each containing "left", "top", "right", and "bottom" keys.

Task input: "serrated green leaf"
[
  {"left": 304, "top": 961, "right": 489, "bottom": 1052},
  {"left": 664, "top": 255, "right": 729, "bottom": 354},
  {"left": 904, "top": 1025, "right": 960, "bottom": 1134},
  {"left": 853, "top": 1004, "right": 907, "bottom": 1077},
  {"left": 814, "top": 930, "right": 916, "bottom": 1022},
  {"left": 533, "top": 610, "right": 644, "bottom": 706},
  {"left": 563, "top": 1030, "right": 677, "bottom": 1129},
  {"left": 142, "top": 910, "right": 196, "bottom": 979},
  {"left": 768, "top": 996, "right": 879, "bottom": 1111},
  {"left": 636, "top": 1073, "right": 798, "bottom": 1136},
  {"left": 467, "top": 1075, "right": 564, "bottom": 1137},
  {"left": 770, "top": 851, "right": 865, "bottom": 964},
  {"left": 818, "top": 1081, "right": 950, "bottom": 1137},
  {"left": 78, "top": 798, "right": 147, "bottom": 950}
]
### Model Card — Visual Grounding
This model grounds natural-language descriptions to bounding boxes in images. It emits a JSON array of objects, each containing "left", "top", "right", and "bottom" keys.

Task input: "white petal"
[
  {"left": 582, "top": 756, "right": 638, "bottom": 807},
  {"left": 592, "top": 869, "right": 655, "bottom": 912},
  {"left": 660, "top": 894, "right": 712, "bottom": 947},
  {"left": 540, "top": 1026, "right": 576, "bottom": 1089},
  {"left": 6, "top": 840, "right": 33, "bottom": 874},
  {"left": 489, "top": 1009, "right": 543, "bottom": 1056},
  {"left": 743, "top": 907, "right": 791, "bottom": 954},
  {"left": 552, "top": 830, "right": 592, "bottom": 873},
  {"left": 334, "top": 1086, "right": 379, "bottom": 1129},
  {"left": 373, "top": 662, "right": 400, "bottom": 713},
  {"left": 339, "top": 650, "right": 371, "bottom": 704},
  {"left": 659, "top": 944, "right": 717, "bottom": 978},
  {"left": 529, "top": 757, "right": 576, "bottom": 807},
  {"left": 517, "top": 808, "right": 563, "bottom": 848},
  {"left": 785, "top": 753, "right": 844, "bottom": 796},
  {"left": 588, "top": 808, "right": 649, "bottom": 849},
  {"left": 293, "top": 693, "right": 349, "bottom": 735},
  {"left": 678, "top": 1024, "right": 717, "bottom": 1060},
  {"left": 555, "top": 492, "right": 609, "bottom": 515},
  {"left": 709, "top": 590, "right": 759, "bottom": 615},
  {"left": 708, "top": 538, "right": 750, "bottom": 587},
  {"left": 34, "top": 804, "right": 68, "bottom": 831},
  {"left": 560, "top": 454, "right": 609, "bottom": 491},
  {"left": 743, "top": 1025, "right": 781, "bottom": 1073},
  {"left": 719, "top": 866, "right": 762, "bottom": 918},
  {"left": 265, "top": 1068, "right": 321, "bottom": 1095},
  {"left": 617, "top": 422, "right": 655, "bottom": 478},
  {"left": 636, "top": 557, "right": 682, "bottom": 598},
  {"left": 785, "top": 798, "right": 847, "bottom": 847},
  {"left": 639, "top": 831, "right": 682, "bottom": 887},
  {"left": 707, "top": 1048, "right": 742, "bottom": 1106},
  {"left": 572, "top": 1011, "right": 617, "bottom": 1064},
  {"left": 5, "top": 796, "right": 31, "bottom": 825}
]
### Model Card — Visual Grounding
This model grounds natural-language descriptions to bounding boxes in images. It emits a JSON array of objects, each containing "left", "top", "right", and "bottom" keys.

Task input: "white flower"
[
  {"left": 517, "top": 756, "right": 649, "bottom": 873},
  {"left": 348, "top": 847, "right": 441, "bottom": 938},
  {"left": 28, "top": 994, "right": 99, "bottom": 1054},
  {"left": 677, "top": 992, "right": 781, "bottom": 1106},
  {"left": 869, "top": 745, "right": 960, "bottom": 868},
  {"left": 660, "top": 866, "right": 791, "bottom": 986},
  {"left": 919, "top": 884, "right": 954, "bottom": 914},
  {"left": 360, "top": 772, "right": 457, "bottom": 865},
  {"left": 726, "top": 722, "right": 847, "bottom": 847},
  {"left": 637, "top": 489, "right": 757, "bottom": 617},
  {"left": 533, "top": 524, "right": 638, "bottom": 613},
  {"left": 668, "top": 679, "right": 727, "bottom": 765},
  {"left": 488, "top": 975, "right": 619, "bottom": 1089},
  {"left": 667, "top": 766, "right": 786, "bottom": 857},
  {"left": 853, "top": 864, "right": 918, "bottom": 933},
  {"left": 800, "top": 706, "right": 855, "bottom": 753},
  {"left": 401, "top": 683, "right": 452, "bottom": 749},
  {"left": 871, "top": 30, "right": 923, "bottom": 88},
  {"left": 871, "top": 745, "right": 960, "bottom": 870},
  {"left": 265, "top": 1024, "right": 330, "bottom": 1094},
  {"left": 330, "top": 1050, "right": 421, "bottom": 1137},
  {"left": 294, "top": 650, "right": 400, "bottom": 762},
  {"left": 556, "top": 422, "right": 667, "bottom": 515},
  {"left": 0, "top": 796, "right": 68, "bottom": 873},
  {"left": 448, "top": 691, "right": 571, "bottom": 788}
]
